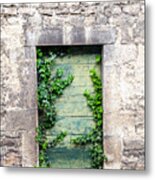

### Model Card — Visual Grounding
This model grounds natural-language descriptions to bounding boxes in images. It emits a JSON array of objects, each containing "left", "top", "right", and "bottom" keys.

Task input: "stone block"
[
  {"left": 81, "top": 5, "right": 96, "bottom": 16},
  {"left": 56, "top": 7, "right": 70, "bottom": 15},
  {"left": 0, "top": 128, "right": 36, "bottom": 167},
  {"left": 136, "top": 161, "right": 145, "bottom": 170},
  {"left": 1, "top": 109, "right": 37, "bottom": 131},
  {"left": 87, "top": 27, "right": 116, "bottom": 44},
  {"left": 133, "top": 14, "right": 144, "bottom": 44},
  {"left": 96, "top": 15, "right": 108, "bottom": 25},
  {"left": 0, "top": 131, "right": 22, "bottom": 147},
  {"left": 104, "top": 44, "right": 137, "bottom": 65},
  {"left": 103, "top": 65, "right": 121, "bottom": 113},
  {"left": 111, "top": 5, "right": 122, "bottom": 15},
  {"left": 27, "top": 12, "right": 42, "bottom": 28},
  {"left": 122, "top": 3, "right": 140, "bottom": 15},
  {"left": 1, "top": 151, "right": 22, "bottom": 167},
  {"left": 1, "top": 136, "right": 19, "bottom": 147},
  {"left": 22, "top": 130, "right": 38, "bottom": 167},
  {"left": 135, "top": 122, "right": 144, "bottom": 135},
  {"left": 121, "top": 27, "right": 133, "bottom": 44},
  {"left": 25, "top": 30, "right": 38, "bottom": 46},
  {"left": 38, "top": 8, "right": 54, "bottom": 16},
  {"left": 1, "top": 7, "right": 17, "bottom": 15},
  {"left": 104, "top": 6, "right": 112, "bottom": 17},
  {"left": 1, "top": 49, "right": 36, "bottom": 109},
  {"left": 0, "top": 131, "right": 22, "bottom": 167},
  {"left": 1, "top": 58, "right": 37, "bottom": 110},
  {"left": 38, "top": 27, "right": 63, "bottom": 45},
  {"left": 18, "top": 6, "right": 36, "bottom": 16},
  {"left": 70, "top": 16, "right": 85, "bottom": 26},
  {"left": 40, "top": 3, "right": 59, "bottom": 9},
  {"left": 122, "top": 137, "right": 145, "bottom": 170},
  {"left": 123, "top": 148, "right": 144, "bottom": 157},
  {"left": 103, "top": 51, "right": 143, "bottom": 115},
  {"left": 69, "top": 5, "right": 81, "bottom": 15},
  {"left": 140, "top": 1, "right": 145, "bottom": 14},
  {"left": 1, "top": 24, "right": 24, "bottom": 48},
  {"left": 42, "top": 15, "right": 65, "bottom": 28},
  {"left": 137, "top": 44, "right": 144, "bottom": 68},
  {"left": 118, "top": 61, "right": 144, "bottom": 113},
  {"left": 1, "top": 80, "right": 37, "bottom": 111},
  {"left": 109, "top": 14, "right": 137, "bottom": 27},
  {"left": 121, "top": 157, "right": 137, "bottom": 170},
  {"left": 123, "top": 138, "right": 144, "bottom": 150},
  {"left": 25, "top": 46, "right": 36, "bottom": 59},
  {"left": 104, "top": 136, "right": 121, "bottom": 169},
  {"left": 104, "top": 113, "right": 136, "bottom": 137},
  {"left": 71, "top": 27, "right": 85, "bottom": 44},
  {"left": 134, "top": 112, "right": 145, "bottom": 137}
]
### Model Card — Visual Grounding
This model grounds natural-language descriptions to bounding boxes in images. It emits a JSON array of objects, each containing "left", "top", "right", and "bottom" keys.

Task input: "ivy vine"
[
  {"left": 35, "top": 48, "right": 74, "bottom": 167},
  {"left": 35, "top": 47, "right": 106, "bottom": 169},
  {"left": 71, "top": 55, "right": 107, "bottom": 169}
]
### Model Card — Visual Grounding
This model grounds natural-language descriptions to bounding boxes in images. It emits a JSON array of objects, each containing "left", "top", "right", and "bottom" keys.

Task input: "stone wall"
[{"left": 0, "top": 0, "right": 145, "bottom": 169}]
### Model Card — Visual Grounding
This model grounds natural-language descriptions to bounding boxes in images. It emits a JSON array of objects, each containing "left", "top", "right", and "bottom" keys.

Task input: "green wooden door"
[{"left": 42, "top": 47, "right": 102, "bottom": 168}]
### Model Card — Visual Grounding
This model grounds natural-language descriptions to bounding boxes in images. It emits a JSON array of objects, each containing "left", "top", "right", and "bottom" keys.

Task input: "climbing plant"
[
  {"left": 36, "top": 48, "right": 74, "bottom": 167},
  {"left": 71, "top": 55, "right": 107, "bottom": 169},
  {"left": 36, "top": 47, "right": 105, "bottom": 168}
]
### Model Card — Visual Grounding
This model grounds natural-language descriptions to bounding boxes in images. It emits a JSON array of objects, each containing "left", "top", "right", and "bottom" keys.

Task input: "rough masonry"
[{"left": 0, "top": 0, "right": 145, "bottom": 169}]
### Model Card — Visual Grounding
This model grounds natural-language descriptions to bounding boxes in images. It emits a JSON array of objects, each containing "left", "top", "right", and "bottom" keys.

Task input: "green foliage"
[
  {"left": 36, "top": 49, "right": 105, "bottom": 168},
  {"left": 71, "top": 59, "right": 106, "bottom": 169},
  {"left": 36, "top": 48, "right": 74, "bottom": 167},
  {"left": 48, "top": 131, "right": 68, "bottom": 148},
  {"left": 95, "top": 54, "right": 102, "bottom": 63}
]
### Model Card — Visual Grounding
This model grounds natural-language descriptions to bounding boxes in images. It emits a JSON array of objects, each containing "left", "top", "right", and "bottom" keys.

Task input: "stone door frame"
[{"left": 26, "top": 25, "right": 117, "bottom": 168}]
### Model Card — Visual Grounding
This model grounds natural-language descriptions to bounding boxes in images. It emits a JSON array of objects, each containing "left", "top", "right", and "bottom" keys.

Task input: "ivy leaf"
[
  {"left": 55, "top": 68, "right": 64, "bottom": 78},
  {"left": 83, "top": 89, "right": 90, "bottom": 97},
  {"left": 95, "top": 55, "right": 101, "bottom": 63}
]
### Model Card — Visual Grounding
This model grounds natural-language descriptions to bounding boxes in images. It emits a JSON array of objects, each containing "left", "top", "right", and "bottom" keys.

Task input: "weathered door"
[{"left": 44, "top": 47, "right": 102, "bottom": 168}]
